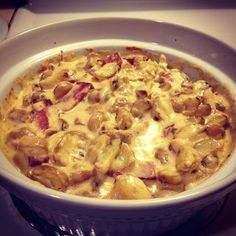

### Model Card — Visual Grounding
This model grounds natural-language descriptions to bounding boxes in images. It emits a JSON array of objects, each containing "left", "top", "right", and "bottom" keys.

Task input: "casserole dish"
[{"left": 0, "top": 18, "right": 236, "bottom": 235}]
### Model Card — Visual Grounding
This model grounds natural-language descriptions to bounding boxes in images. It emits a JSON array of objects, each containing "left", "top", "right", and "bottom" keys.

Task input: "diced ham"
[{"left": 34, "top": 108, "right": 49, "bottom": 130}]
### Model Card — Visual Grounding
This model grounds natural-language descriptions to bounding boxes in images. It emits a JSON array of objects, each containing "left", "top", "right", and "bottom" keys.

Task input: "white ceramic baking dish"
[{"left": 0, "top": 18, "right": 236, "bottom": 236}]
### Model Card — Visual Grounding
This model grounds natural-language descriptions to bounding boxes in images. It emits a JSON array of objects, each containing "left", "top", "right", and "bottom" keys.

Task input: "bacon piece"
[
  {"left": 102, "top": 52, "right": 122, "bottom": 68},
  {"left": 34, "top": 109, "right": 49, "bottom": 130},
  {"left": 74, "top": 82, "right": 93, "bottom": 101},
  {"left": 57, "top": 82, "right": 93, "bottom": 111}
]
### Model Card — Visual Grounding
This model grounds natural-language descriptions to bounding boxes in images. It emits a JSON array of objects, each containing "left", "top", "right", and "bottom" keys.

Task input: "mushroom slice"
[
  {"left": 88, "top": 111, "right": 106, "bottom": 132},
  {"left": 53, "top": 81, "right": 73, "bottom": 99},
  {"left": 91, "top": 62, "right": 118, "bottom": 81}
]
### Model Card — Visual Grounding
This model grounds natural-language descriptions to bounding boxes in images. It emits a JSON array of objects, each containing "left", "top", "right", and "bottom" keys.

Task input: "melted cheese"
[{"left": 0, "top": 49, "right": 235, "bottom": 200}]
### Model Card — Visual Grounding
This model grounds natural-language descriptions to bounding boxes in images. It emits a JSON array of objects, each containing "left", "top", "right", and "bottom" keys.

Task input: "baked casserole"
[{"left": 0, "top": 48, "right": 235, "bottom": 199}]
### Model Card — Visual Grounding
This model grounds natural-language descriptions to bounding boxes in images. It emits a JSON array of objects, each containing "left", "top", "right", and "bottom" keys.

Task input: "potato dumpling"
[
  {"left": 70, "top": 160, "right": 94, "bottom": 184},
  {"left": 28, "top": 165, "right": 69, "bottom": 191},
  {"left": 159, "top": 169, "right": 182, "bottom": 185},
  {"left": 112, "top": 175, "right": 152, "bottom": 199},
  {"left": 54, "top": 131, "right": 88, "bottom": 166},
  {"left": 110, "top": 142, "right": 135, "bottom": 171}
]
